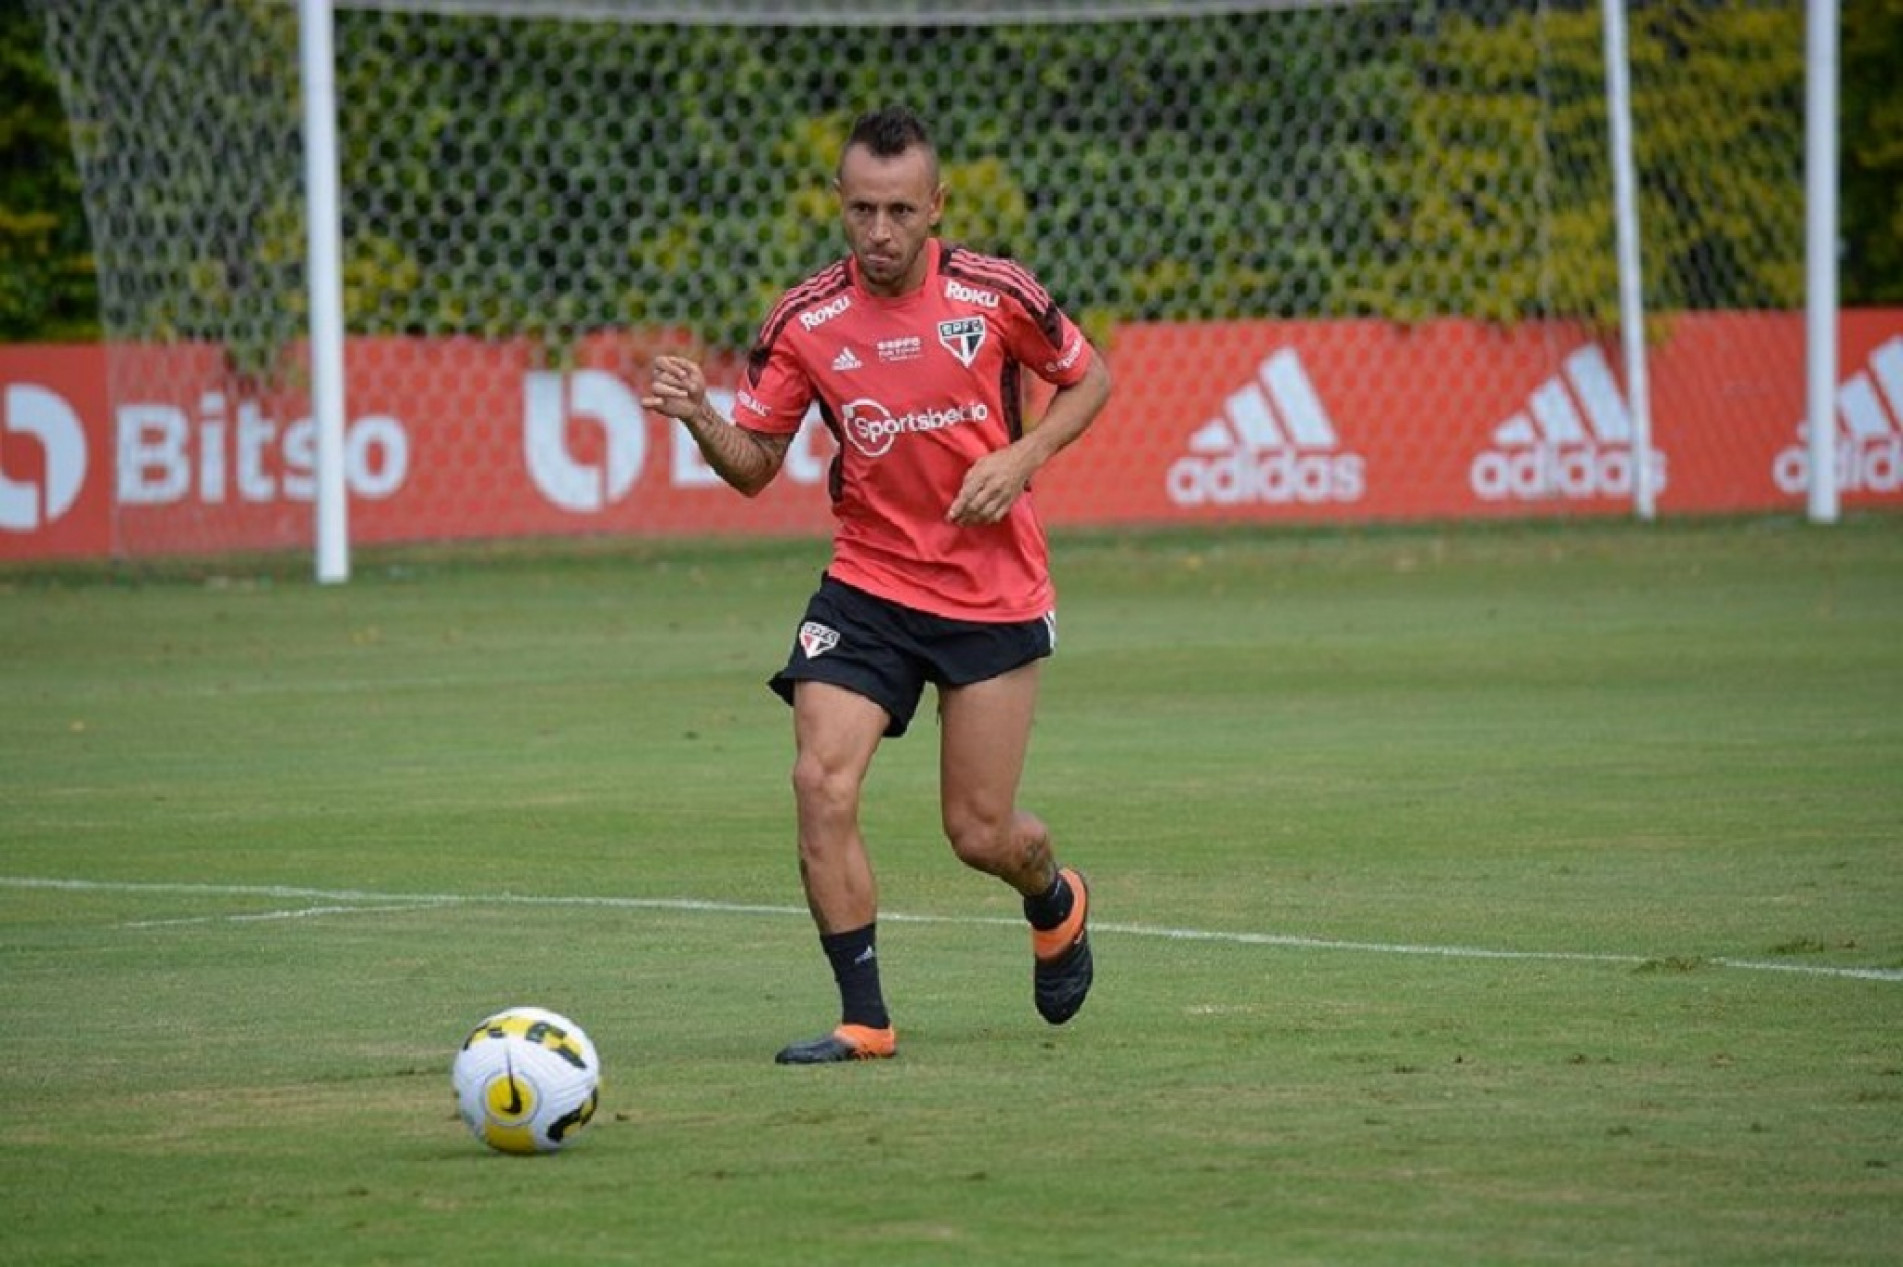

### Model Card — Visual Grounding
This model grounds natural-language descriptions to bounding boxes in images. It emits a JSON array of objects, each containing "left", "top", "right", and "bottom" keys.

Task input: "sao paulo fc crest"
[
  {"left": 798, "top": 621, "right": 840, "bottom": 658},
  {"left": 938, "top": 317, "right": 987, "bottom": 367}
]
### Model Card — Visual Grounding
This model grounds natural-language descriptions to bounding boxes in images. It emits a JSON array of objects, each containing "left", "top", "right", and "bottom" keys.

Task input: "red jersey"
[{"left": 732, "top": 239, "right": 1094, "bottom": 621}]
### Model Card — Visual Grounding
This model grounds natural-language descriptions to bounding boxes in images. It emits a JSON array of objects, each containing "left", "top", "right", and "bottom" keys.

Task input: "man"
[{"left": 642, "top": 105, "right": 1112, "bottom": 1064}]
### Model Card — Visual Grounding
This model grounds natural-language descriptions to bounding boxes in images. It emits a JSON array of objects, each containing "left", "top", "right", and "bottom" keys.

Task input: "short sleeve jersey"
[{"left": 732, "top": 239, "right": 1094, "bottom": 622}]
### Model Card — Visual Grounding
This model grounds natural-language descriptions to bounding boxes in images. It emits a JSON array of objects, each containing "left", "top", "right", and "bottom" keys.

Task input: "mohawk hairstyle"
[{"left": 838, "top": 105, "right": 939, "bottom": 183}]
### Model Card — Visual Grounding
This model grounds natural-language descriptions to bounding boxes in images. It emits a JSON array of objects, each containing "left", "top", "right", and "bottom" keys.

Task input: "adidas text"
[
  {"left": 1773, "top": 433, "right": 1902, "bottom": 495},
  {"left": 1169, "top": 450, "right": 1365, "bottom": 505},
  {"left": 1470, "top": 445, "right": 1667, "bottom": 502}
]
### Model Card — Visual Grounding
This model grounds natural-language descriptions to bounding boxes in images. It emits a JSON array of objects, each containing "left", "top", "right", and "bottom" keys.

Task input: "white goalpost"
[
  {"left": 299, "top": 0, "right": 350, "bottom": 582},
  {"left": 1804, "top": 0, "right": 1840, "bottom": 526},
  {"left": 1598, "top": 0, "right": 1654, "bottom": 523}
]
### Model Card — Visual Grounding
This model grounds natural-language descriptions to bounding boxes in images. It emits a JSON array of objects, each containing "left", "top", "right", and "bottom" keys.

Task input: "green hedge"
[{"left": 8, "top": 1, "right": 1901, "bottom": 351}]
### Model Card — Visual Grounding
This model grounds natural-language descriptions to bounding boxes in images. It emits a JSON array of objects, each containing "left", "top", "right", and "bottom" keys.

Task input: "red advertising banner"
[
  {"left": 1039, "top": 311, "right": 1903, "bottom": 525},
  {"left": 0, "top": 345, "right": 115, "bottom": 559},
  {"left": 3, "top": 311, "right": 1898, "bottom": 563}
]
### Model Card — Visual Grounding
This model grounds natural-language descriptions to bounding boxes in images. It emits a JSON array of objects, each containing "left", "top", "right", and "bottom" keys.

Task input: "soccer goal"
[{"left": 30, "top": 0, "right": 1834, "bottom": 577}]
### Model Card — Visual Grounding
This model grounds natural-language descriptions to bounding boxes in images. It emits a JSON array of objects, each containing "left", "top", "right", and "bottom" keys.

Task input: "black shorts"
[{"left": 768, "top": 574, "right": 1056, "bottom": 738}]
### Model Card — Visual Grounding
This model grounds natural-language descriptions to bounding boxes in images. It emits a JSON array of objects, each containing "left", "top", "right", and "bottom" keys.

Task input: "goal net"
[{"left": 29, "top": 0, "right": 1825, "bottom": 563}]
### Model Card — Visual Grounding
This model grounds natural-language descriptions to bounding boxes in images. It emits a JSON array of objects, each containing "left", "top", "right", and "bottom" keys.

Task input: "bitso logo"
[
  {"left": 114, "top": 394, "right": 409, "bottom": 507},
  {"left": 1167, "top": 348, "right": 1364, "bottom": 506},
  {"left": 1, "top": 383, "right": 87, "bottom": 531},
  {"left": 523, "top": 370, "right": 647, "bottom": 513},
  {"left": 1471, "top": 345, "right": 1664, "bottom": 502},
  {"left": 1772, "top": 335, "right": 1903, "bottom": 496}
]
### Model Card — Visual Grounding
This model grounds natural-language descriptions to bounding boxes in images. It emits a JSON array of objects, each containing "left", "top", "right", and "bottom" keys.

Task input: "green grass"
[{"left": 2, "top": 518, "right": 1900, "bottom": 1265}]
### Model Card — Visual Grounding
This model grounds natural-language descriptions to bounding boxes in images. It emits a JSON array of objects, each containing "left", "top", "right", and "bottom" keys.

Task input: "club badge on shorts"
[{"left": 798, "top": 621, "right": 840, "bottom": 658}]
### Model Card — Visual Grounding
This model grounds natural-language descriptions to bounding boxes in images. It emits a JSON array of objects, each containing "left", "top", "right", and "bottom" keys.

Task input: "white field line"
[
  {"left": 122, "top": 902, "right": 453, "bottom": 929},
  {"left": 6, "top": 874, "right": 1900, "bottom": 983}
]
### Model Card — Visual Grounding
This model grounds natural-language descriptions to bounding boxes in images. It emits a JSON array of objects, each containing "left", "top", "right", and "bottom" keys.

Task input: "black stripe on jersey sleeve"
[
  {"left": 940, "top": 245, "right": 1069, "bottom": 351},
  {"left": 747, "top": 261, "right": 853, "bottom": 384},
  {"left": 1000, "top": 358, "right": 1024, "bottom": 444}
]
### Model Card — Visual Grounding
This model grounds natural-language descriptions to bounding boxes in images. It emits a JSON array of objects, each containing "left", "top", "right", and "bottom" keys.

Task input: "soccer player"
[{"left": 642, "top": 105, "right": 1112, "bottom": 1064}]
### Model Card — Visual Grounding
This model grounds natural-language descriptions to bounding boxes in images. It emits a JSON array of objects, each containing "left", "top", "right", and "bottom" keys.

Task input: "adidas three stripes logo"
[
  {"left": 1470, "top": 345, "right": 1664, "bottom": 502},
  {"left": 1774, "top": 335, "right": 1903, "bottom": 495},
  {"left": 1167, "top": 349, "right": 1366, "bottom": 506}
]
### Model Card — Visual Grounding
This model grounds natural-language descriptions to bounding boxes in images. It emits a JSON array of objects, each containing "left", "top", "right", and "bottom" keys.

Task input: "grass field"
[{"left": 2, "top": 518, "right": 1900, "bottom": 1265}]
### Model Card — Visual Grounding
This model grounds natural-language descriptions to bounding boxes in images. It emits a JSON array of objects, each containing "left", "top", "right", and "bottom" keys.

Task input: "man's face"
[{"left": 836, "top": 143, "right": 943, "bottom": 297}]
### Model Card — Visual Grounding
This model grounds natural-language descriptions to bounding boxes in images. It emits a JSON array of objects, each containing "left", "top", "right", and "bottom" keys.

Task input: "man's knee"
[
  {"left": 791, "top": 752, "right": 862, "bottom": 827},
  {"left": 944, "top": 806, "right": 1046, "bottom": 876},
  {"left": 943, "top": 810, "right": 1005, "bottom": 872}
]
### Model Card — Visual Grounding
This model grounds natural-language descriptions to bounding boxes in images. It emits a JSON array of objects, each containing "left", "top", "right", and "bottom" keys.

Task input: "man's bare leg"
[
  {"left": 776, "top": 681, "right": 898, "bottom": 1064},
  {"left": 937, "top": 664, "right": 1052, "bottom": 893},
  {"left": 939, "top": 664, "right": 1095, "bottom": 1024}
]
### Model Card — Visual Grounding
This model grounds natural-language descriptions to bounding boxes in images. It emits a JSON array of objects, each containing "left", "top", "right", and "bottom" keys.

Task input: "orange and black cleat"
[
  {"left": 1032, "top": 866, "right": 1094, "bottom": 1024},
  {"left": 774, "top": 1023, "right": 897, "bottom": 1065}
]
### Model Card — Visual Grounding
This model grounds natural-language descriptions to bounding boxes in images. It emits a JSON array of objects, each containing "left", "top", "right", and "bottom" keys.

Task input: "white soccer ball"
[{"left": 452, "top": 1006, "right": 601, "bottom": 1154}]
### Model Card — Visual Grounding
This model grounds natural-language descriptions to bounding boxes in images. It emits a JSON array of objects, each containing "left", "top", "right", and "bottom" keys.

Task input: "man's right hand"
[{"left": 642, "top": 355, "right": 709, "bottom": 423}]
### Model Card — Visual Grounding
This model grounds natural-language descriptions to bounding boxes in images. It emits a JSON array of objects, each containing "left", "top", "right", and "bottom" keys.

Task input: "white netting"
[{"left": 30, "top": 0, "right": 1816, "bottom": 559}]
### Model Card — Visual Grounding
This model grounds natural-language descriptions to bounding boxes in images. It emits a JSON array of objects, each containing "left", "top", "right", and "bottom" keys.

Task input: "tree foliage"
[
  {"left": 1346, "top": 1, "right": 1809, "bottom": 328},
  {"left": 3, "top": 1, "right": 1898, "bottom": 348},
  {"left": 1841, "top": 0, "right": 1903, "bottom": 303},
  {"left": 0, "top": 0, "right": 95, "bottom": 339}
]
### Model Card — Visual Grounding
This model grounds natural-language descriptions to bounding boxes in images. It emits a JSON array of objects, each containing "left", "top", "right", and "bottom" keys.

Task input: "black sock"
[
  {"left": 820, "top": 924, "right": 890, "bottom": 1030},
  {"left": 1022, "top": 870, "right": 1074, "bottom": 932}
]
